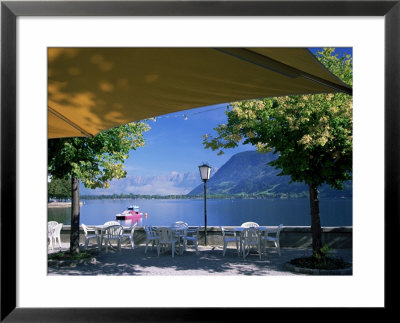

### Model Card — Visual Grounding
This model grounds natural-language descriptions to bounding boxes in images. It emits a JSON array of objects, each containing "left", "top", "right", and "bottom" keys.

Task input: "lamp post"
[{"left": 198, "top": 163, "right": 211, "bottom": 245}]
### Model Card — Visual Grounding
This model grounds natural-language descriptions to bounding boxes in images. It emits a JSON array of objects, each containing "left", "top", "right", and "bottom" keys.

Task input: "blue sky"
[
  {"left": 125, "top": 104, "right": 251, "bottom": 177},
  {"left": 85, "top": 47, "right": 353, "bottom": 195},
  {"left": 308, "top": 47, "right": 352, "bottom": 57}
]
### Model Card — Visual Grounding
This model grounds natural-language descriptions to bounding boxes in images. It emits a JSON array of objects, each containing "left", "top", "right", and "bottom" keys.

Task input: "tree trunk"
[
  {"left": 309, "top": 184, "right": 323, "bottom": 255},
  {"left": 70, "top": 175, "right": 80, "bottom": 254}
]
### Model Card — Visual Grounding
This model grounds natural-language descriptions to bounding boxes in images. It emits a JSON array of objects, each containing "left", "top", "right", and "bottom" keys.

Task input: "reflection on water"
[
  {"left": 122, "top": 218, "right": 143, "bottom": 227},
  {"left": 47, "top": 207, "right": 71, "bottom": 224},
  {"left": 48, "top": 198, "right": 352, "bottom": 227}
]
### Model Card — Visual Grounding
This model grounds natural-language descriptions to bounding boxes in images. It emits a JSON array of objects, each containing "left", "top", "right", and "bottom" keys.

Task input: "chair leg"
[
  {"left": 105, "top": 240, "right": 108, "bottom": 253},
  {"left": 130, "top": 237, "right": 134, "bottom": 249},
  {"left": 178, "top": 241, "right": 183, "bottom": 255},
  {"left": 263, "top": 240, "right": 266, "bottom": 257},
  {"left": 223, "top": 242, "right": 226, "bottom": 256},
  {"left": 276, "top": 241, "right": 281, "bottom": 256},
  {"left": 260, "top": 239, "right": 263, "bottom": 256}
]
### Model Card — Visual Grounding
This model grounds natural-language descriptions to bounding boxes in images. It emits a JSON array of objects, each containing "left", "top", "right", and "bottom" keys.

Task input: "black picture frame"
[{"left": 1, "top": 0, "right": 398, "bottom": 321}]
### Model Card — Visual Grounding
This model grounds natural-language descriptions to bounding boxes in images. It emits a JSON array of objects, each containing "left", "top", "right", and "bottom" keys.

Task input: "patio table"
[
  {"left": 233, "top": 226, "right": 271, "bottom": 255},
  {"left": 153, "top": 226, "right": 187, "bottom": 255},
  {"left": 94, "top": 225, "right": 131, "bottom": 251}
]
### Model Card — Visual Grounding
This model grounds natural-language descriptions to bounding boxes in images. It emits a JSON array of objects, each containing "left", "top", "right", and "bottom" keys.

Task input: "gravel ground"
[{"left": 48, "top": 242, "right": 353, "bottom": 276}]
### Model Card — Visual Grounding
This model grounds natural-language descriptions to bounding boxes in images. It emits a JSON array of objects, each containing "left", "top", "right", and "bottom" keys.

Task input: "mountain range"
[
  {"left": 80, "top": 150, "right": 352, "bottom": 198},
  {"left": 188, "top": 151, "right": 352, "bottom": 198},
  {"left": 79, "top": 169, "right": 219, "bottom": 196}
]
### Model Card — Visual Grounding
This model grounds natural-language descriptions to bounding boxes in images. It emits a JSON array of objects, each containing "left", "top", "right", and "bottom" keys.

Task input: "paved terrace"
[{"left": 48, "top": 242, "right": 352, "bottom": 276}]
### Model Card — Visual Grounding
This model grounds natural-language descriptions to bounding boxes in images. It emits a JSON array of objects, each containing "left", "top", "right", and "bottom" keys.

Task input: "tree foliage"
[
  {"left": 48, "top": 176, "right": 71, "bottom": 200},
  {"left": 48, "top": 121, "right": 150, "bottom": 254},
  {"left": 48, "top": 122, "right": 150, "bottom": 187},
  {"left": 202, "top": 48, "right": 352, "bottom": 256},
  {"left": 203, "top": 48, "right": 353, "bottom": 190}
]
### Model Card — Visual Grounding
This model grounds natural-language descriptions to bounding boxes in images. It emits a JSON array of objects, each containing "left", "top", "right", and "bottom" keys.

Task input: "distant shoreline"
[
  {"left": 79, "top": 195, "right": 351, "bottom": 201},
  {"left": 48, "top": 202, "right": 84, "bottom": 208}
]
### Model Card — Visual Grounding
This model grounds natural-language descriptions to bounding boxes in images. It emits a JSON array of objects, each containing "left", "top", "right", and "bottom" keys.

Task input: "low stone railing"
[{"left": 56, "top": 225, "right": 352, "bottom": 249}]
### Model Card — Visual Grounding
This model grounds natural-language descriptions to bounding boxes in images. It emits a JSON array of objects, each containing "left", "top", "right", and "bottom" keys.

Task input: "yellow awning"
[{"left": 48, "top": 48, "right": 352, "bottom": 138}]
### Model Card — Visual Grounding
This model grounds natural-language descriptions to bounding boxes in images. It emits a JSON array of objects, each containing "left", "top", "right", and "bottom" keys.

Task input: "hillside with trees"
[{"left": 188, "top": 150, "right": 352, "bottom": 198}]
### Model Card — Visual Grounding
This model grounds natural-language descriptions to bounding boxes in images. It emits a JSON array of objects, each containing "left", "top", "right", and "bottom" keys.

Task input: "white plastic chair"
[
  {"left": 261, "top": 224, "right": 283, "bottom": 256},
  {"left": 48, "top": 222, "right": 57, "bottom": 250},
  {"left": 241, "top": 222, "right": 259, "bottom": 228},
  {"left": 220, "top": 226, "right": 239, "bottom": 256},
  {"left": 52, "top": 223, "right": 63, "bottom": 250},
  {"left": 240, "top": 227, "right": 262, "bottom": 260},
  {"left": 48, "top": 221, "right": 58, "bottom": 228},
  {"left": 144, "top": 226, "right": 159, "bottom": 253},
  {"left": 171, "top": 221, "right": 188, "bottom": 247},
  {"left": 97, "top": 221, "right": 120, "bottom": 247},
  {"left": 81, "top": 223, "right": 100, "bottom": 250},
  {"left": 121, "top": 223, "right": 137, "bottom": 249},
  {"left": 156, "top": 227, "right": 180, "bottom": 258},
  {"left": 103, "top": 224, "right": 123, "bottom": 253},
  {"left": 182, "top": 226, "right": 200, "bottom": 255}
]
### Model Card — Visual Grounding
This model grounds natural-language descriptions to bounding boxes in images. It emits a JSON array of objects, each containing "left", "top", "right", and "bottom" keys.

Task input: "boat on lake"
[{"left": 115, "top": 205, "right": 143, "bottom": 220}]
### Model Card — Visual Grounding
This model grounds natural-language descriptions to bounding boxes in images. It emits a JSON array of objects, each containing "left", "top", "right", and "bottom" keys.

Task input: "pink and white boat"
[{"left": 115, "top": 205, "right": 143, "bottom": 220}]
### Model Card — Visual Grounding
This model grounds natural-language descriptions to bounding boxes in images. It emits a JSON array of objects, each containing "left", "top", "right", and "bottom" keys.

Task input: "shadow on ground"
[{"left": 48, "top": 244, "right": 353, "bottom": 276}]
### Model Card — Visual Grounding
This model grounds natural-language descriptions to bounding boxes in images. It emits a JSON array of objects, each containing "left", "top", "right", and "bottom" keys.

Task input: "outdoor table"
[
  {"left": 233, "top": 226, "right": 271, "bottom": 255},
  {"left": 233, "top": 226, "right": 270, "bottom": 233},
  {"left": 153, "top": 226, "right": 187, "bottom": 255},
  {"left": 94, "top": 225, "right": 131, "bottom": 251}
]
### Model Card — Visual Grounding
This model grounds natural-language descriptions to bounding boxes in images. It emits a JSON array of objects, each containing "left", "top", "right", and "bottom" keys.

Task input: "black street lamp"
[{"left": 198, "top": 163, "right": 211, "bottom": 245}]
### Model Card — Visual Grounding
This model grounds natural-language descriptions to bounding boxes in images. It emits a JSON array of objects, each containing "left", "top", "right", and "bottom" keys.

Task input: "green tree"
[
  {"left": 48, "top": 176, "right": 71, "bottom": 201},
  {"left": 203, "top": 48, "right": 352, "bottom": 257},
  {"left": 48, "top": 122, "right": 150, "bottom": 254}
]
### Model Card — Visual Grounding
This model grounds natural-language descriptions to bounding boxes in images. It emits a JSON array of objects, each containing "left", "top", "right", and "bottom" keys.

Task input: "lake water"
[{"left": 48, "top": 198, "right": 352, "bottom": 227}]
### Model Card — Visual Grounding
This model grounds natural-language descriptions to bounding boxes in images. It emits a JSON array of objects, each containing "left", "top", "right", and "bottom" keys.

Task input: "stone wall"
[{"left": 57, "top": 225, "right": 352, "bottom": 249}]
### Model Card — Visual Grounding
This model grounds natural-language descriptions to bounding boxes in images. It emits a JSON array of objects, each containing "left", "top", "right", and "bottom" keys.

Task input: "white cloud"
[
  {"left": 80, "top": 171, "right": 200, "bottom": 196},
  {"left": 125, "top": 180, "right": 189, "bottom": 195}
]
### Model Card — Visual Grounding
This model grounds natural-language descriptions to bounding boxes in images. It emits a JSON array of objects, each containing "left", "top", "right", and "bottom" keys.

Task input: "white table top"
[
  {"left": 233, "top": 226, "right": 269, "bottom": 231},
  {"left": 154, "top": 226, "right": 188, "bottom": 234},
  {"left": 94, "top": 225, "right": 134, "bottom": 235}
]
